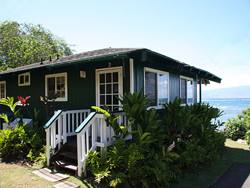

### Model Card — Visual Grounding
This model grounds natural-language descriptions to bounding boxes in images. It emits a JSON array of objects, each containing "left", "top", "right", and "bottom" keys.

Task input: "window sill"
[
  {"left": 48, "top": 98, "right": 68, "bottom": 102},
  {"left": 147, "top": 105, "right": 165, "bottom": 110},
  {"left": 181, "top": 103, "right": 194, "bottom": 106}
]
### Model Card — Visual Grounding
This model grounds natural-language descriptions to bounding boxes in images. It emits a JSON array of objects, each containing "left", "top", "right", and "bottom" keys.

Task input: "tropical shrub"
[
  {"left": 245, "top": 130, "right": 250, "bottom": 145},
  {"left": 0, "top": 97, "right": 45, "bottom": 161},
  {"left": 224, "top": 107, "right": 250, "bottom": 142},
  {"left": 161, "top": 99, "right": 225, "bottom": 167},
  {"left": 86, "top": 91, "right": 226, "bottom": 187},
  {"left": 225, "top": 118, "right": 247, "bottom": 141},
  {"left": 86, "top": 138, "right": 178, "bottom": 187}
]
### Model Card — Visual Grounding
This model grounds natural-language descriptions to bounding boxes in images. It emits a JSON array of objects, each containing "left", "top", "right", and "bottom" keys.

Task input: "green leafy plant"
[
  {"left": 92, "top": 105, "right": 137, "bottom": 140},
  {"left": 0, "top": 96, "right": 45, "bottom": 161},
  {"left": 0, "top": 97, "right": 21, "bottom": 124},
  {"left": 118, "top": 89, "right": 151, "bottom": 130},
  {"left": 225, "top": 118, "right": 247, "bottom": 141},
  {"left": 162, "top": 98, "right": 192, "bottom": 145},
  {"left": 86, "top": 91, "right": 226, "bottom": 187},
  {"left": 0, "top": 20, "right": 74, "bottom": 71},
  {"left": 225, "top": 107, "right": 250, "bottom": 142}
]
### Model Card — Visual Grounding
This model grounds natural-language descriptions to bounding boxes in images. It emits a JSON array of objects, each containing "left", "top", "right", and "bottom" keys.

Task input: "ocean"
[{"left": 203, "top": 98, "right": 250, "bottom": 128}]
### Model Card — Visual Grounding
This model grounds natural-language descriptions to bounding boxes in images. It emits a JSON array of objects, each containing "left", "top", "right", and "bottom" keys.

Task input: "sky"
[{"left": 1, "top": 0, "right": 250, "bottom": 90}]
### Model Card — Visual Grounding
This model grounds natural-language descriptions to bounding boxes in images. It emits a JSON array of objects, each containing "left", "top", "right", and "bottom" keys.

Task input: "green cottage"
[{"left": 0, "top": 48, "right": 221, "bottom": 176}]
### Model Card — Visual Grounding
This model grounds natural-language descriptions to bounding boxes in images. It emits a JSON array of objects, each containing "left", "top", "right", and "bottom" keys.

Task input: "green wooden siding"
[
  {"left": 132, "top": 51, "right": 198, "bottom": 103},
  {"left": 0, "top": 50, "right": 199, "bottom": 124}
]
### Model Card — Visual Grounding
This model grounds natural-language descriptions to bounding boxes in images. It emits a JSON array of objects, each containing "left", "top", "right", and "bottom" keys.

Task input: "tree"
[{"left": 0, "top": 20, "right": 74, "bottom": 71}]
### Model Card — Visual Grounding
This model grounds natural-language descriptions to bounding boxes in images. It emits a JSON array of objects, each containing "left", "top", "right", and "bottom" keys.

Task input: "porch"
[{"left": 44, "top": 109, "right": 130, "bottom": 176}]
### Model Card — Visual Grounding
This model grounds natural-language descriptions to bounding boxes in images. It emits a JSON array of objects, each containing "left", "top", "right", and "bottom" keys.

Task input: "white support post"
[
  {"left": 76, "top": 113, "right": 79, "bottom": 128},
  {"left": 92, "top": 124, "right": 95, "bottom": 147},
  {"left": 63, "top": 112, "right": 67, "bottom": 144},
  {"left": 46, "top": 128, "right": 51, "bottom": 166},
  {"left": 77, "top": 134, "right": 82, "bottom": 176},
  {"left": 80, "top": 112, "right": 83, "bottom": 124},
  {"left": 51, "top": 122, "right": 56, "bottom": 153},
  {"left": 72, "top": 113, "right": 75, "bottom": 132},
  {"left": 130, "top": 58, "right": 134, "bottom": 94},
  {"left": 83, "top": 132, "right": 86, "bottom": 157},
  {"left": 68, "top": 113, "right": 70, "bottom": 134},
  {"left": 58, "top": 114, "right": 62, "bottom": 149},
  {"left": 100, "top": 118, "right": 104, "bottom": 142},
  {"left": 86, "top": 129, "right": 89, "bottom": 152},
  {"left": 96, "top": 118, "right": 100, "bottom": 139},
  {"left": 103, "top": 118, "right": 107, "bottom": 143}
]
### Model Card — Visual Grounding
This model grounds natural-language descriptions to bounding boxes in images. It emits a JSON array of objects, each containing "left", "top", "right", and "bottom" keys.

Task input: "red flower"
[{"left": 17, "top": 96, "right": 31, "bottom": 106}]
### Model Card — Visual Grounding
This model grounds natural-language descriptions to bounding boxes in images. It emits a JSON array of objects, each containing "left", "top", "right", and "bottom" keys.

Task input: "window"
[
  {"left": 180, "top": 76, "right": 193, "bottom": 104},
  {"left": 18, "top": 72, "right": 30, "bottom": 86},
  {"left": 0, "top": 81, "right": 6, "bottom": 99},
  {"left": 144, "top": 68, "right": 169, "bottom": 106},
  {"left": 45, "top": 72, "right": 67, "bottom": 101}
]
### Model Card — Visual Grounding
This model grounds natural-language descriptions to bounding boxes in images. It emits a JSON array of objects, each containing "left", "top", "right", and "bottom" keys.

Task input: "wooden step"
[
  {"left": 60, "top": 152, "right": 77, "bottom": 160},
  {"left": 54, "top": 160, "right": 77, "bottom": 172}
]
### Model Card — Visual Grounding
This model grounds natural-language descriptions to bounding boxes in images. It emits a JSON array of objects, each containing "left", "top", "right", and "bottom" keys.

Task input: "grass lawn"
[
  {"left": 0, "top": 139, "right": 249, "bottom": 188},
  {"left": 0, "top": 162, "right": 100, "bottom": 188},
  {"left": 170, "top": 139, "right": 250, "bottom": 188}
]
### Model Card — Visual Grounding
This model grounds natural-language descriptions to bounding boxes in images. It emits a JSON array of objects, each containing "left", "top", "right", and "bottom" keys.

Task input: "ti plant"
[
  {"left": 91, "top": 105, "right": 137, "bottom": 140},
  {"left": 0, "top": 97, "right": 23, "bottom": 124}
]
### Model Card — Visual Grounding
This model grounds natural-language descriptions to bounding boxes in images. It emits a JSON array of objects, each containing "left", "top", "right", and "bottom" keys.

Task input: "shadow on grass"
[
  {"left": 50, "top": 166, "right": 104, "bottom": 188},
  {"left": 170, "top": 146, "right": 250, "bottom": 188}
]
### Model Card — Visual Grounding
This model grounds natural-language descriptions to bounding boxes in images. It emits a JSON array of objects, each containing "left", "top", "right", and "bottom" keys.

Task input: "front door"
[{"left": 96, "top": 67, "right": 123, "bottom": 111}]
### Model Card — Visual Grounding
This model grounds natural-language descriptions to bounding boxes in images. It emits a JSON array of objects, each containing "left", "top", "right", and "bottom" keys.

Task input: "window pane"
[
  {"left": 158, "top": 74, "right": 168, "bottom": 105},
  {"left": 25, "top": 75, "right": 29, "bottom": 83},
  {"left": 100, "top": 95, "right": 105, "bottom": 104},
  {"left": 106, "top": 95, "right": 112, "bottom": 104},
  {"left": 145, "top": 72, "right": 157, "bottom": 106},
  {"left": 106, "top": 73, "right": 111, "bottom": 83},
  {"left": 48, "top": 77, "right": 55, "bottom": 98},
  {"left": 57, "top": 76, "right": 65, "bottom": 98},
  {"left": 181, "top": 78, "right": 186, "bottom": 104},
  {"left": 0, "top": 83, "right": 5, "bottom": 98},
  {"left": 100, "top": 85, "right": 105, "bottom": 94},
  {"left": 113, "top": 72, "right": 118, "bottom": 82},
  {"left": 187, "top": 80, "right": 193, "bottom": 103},
  {"left": 100, "top": 74, "right": 105, "bottom": 83},
  {"left": 113, "top": 95, "right": 118, "bottom": 105},
  {"left": 106, "top": 84, "right": 112, "bottom": 94},
  {"left": 20, "top": 75, "right": 24, "bottom": 84},
  {"left": 113, "top": 84, "right": 118, "bottom": 93}
]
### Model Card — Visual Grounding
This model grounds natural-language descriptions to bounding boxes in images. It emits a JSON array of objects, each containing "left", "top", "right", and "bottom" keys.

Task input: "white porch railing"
[
  {"left": 44, "top": 109, "right": 90, "bottom": 166},
  {"left": 75, "top": 111, "right": 130, "bottom": 176}
]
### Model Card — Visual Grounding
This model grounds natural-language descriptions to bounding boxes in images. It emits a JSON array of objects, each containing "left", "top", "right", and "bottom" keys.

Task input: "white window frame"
[
  {"left": 180, "top": 76, "right": 194, "bottom": 105},
  {"left": 45, "top": 72, "right": 68, "bottom": 102},
  {"left": 0, "top": 81, "right": 6, "bottom": 99},
  {"left": 144, "top": 67, "right": 169, "bottom": 109},
  {"left": 18, "top": 72, "right": 30, "bottom": 86}
]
